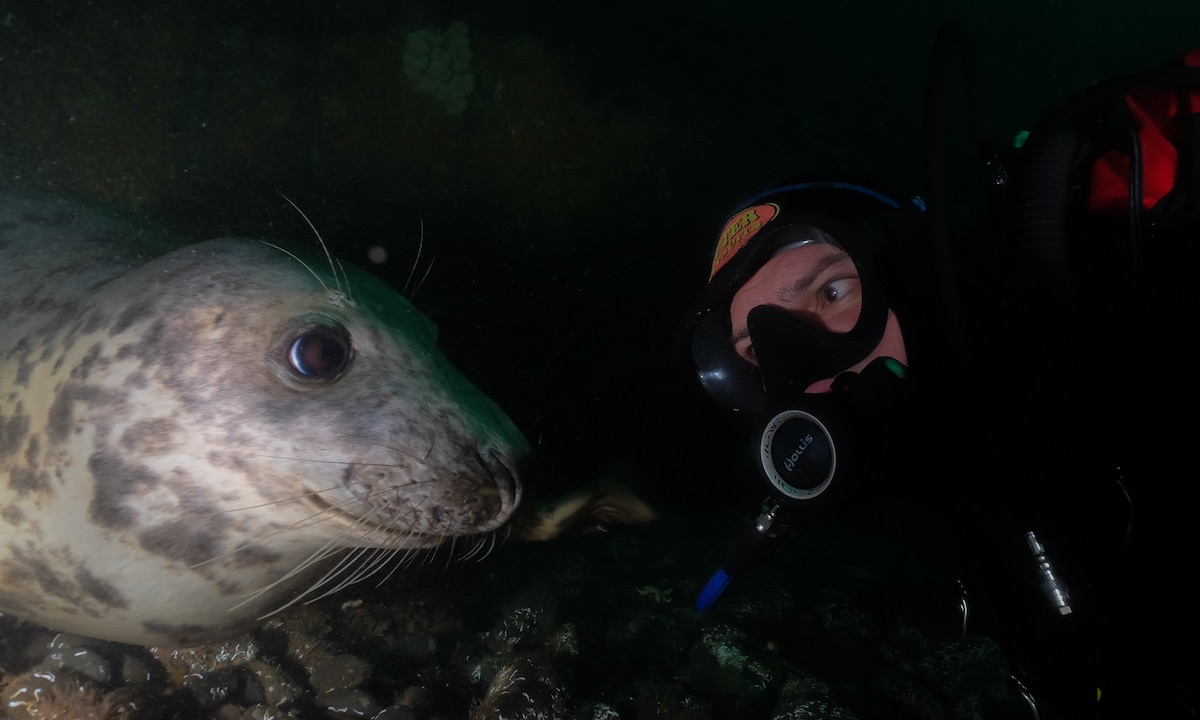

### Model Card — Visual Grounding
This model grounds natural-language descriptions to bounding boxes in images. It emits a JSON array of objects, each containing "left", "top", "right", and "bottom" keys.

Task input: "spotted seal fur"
[{"left": 0, "top": 191, "right": 527, "bottom": 647}]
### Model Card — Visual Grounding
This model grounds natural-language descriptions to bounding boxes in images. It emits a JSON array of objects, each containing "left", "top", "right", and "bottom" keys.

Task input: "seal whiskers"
[
  {"left": 457, "top": 532, "right": 499, "bottom": 562},
  {"left": 305, "top": 544, "right": 407, "bottom": 601},
  {"left": 403, "top": 218, "right": 436, "bottom": 298},
  {"left": 257, "top": 240, "right": 338, "bottom": 298},
  {"left": 232, "top": 479, "right": 481, "bottom": 617},
  {"left": 233, "top": 498, "right": 420, "bottom": 617},
  {"left": 277, "top": 193, "right": 350, "bottom": 299}
]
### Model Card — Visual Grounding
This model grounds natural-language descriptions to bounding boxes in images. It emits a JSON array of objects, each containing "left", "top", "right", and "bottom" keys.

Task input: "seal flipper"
[{"left": 513, "top": 479, "right": 658, "bottom": 542}]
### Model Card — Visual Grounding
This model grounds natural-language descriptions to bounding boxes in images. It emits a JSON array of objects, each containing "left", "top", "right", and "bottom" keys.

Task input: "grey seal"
[{"left": 0, "top": 191, "right": 527, "bottom": 647}]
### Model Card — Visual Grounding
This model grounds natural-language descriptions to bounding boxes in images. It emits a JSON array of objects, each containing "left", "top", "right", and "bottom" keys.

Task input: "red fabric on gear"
[{"left": 1087, "top": 49, "right": 1200, "bottom": 213}]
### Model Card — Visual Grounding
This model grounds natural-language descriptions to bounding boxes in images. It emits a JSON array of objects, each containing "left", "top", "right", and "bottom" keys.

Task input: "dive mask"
[{"left": 685, "top": 179, "right": 912, "bottom": 412}]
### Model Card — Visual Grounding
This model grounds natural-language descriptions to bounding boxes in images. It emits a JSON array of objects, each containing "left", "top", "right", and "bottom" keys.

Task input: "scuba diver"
[{"left": 680, "top": 22, "right": 1200, "bottom": 720}]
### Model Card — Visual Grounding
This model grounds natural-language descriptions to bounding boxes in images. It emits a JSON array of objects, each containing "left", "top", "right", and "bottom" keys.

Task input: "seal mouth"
[{"left": 300, "top": 487, "right": 445, "bottom": 546}]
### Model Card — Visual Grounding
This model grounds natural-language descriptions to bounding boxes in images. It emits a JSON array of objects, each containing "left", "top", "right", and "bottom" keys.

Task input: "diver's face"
[{"left": 728, "top": 242, "right": 907, "bottom": 393}]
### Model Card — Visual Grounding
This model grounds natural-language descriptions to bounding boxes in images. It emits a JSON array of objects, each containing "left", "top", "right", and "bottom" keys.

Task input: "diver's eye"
[
  {"left": 820, "top": 277, "right": 857, "bottom": 304},
  {"left": 287, "top": 327, "right": 351, "bottom": 380}
]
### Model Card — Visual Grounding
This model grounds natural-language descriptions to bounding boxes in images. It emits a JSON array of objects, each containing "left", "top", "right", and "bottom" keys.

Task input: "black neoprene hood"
[{"left": 684, "top": 178, "right": 918, "bottom": 413}]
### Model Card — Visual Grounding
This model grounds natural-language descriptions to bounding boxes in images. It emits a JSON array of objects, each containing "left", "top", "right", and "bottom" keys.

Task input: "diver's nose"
[
  {"left": 781, "top": 306, "right": 827, "bottom": 330},
  {"left": 747, "top": 304, "right": 837, "bottom": 397}
]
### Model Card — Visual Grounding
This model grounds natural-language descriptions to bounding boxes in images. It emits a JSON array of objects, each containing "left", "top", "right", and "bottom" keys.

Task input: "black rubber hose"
[{"left": 1005, "top": 126, "right": 1080, "bottom": 316}]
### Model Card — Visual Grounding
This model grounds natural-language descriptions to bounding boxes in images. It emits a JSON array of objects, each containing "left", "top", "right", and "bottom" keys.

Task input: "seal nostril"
[{"left": 480, "top": 448, "right": 523, "bottom": 515}]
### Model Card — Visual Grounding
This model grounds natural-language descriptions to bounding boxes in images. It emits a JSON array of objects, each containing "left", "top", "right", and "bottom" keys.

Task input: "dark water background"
[{"left": 0, "top": 2, "right": 1196, "bottom": 718}]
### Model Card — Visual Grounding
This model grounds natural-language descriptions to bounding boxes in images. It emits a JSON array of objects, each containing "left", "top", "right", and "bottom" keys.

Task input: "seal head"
[{"left": 0, "top": 193, "right": 528, "bottom": 646}]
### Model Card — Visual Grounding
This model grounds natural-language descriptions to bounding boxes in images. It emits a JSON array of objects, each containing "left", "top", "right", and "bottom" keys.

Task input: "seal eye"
[{"left": 287, "top": 328, "right": 351, "bottom": 381}]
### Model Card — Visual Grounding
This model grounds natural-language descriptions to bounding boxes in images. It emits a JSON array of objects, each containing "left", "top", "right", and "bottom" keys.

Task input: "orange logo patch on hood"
[{"left": 709, "top": 203, "right": 779, "bottom": 281}]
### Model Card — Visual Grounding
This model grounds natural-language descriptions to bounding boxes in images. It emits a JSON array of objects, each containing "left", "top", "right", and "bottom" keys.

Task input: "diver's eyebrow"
[{"left": 775, "top": 252, "right": 848, "bottom": 303}]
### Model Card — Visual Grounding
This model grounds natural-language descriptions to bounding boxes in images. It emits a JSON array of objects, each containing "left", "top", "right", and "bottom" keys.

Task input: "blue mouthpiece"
[{"left": 696, "top": 567, "right": 733, "bottom": 612}]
